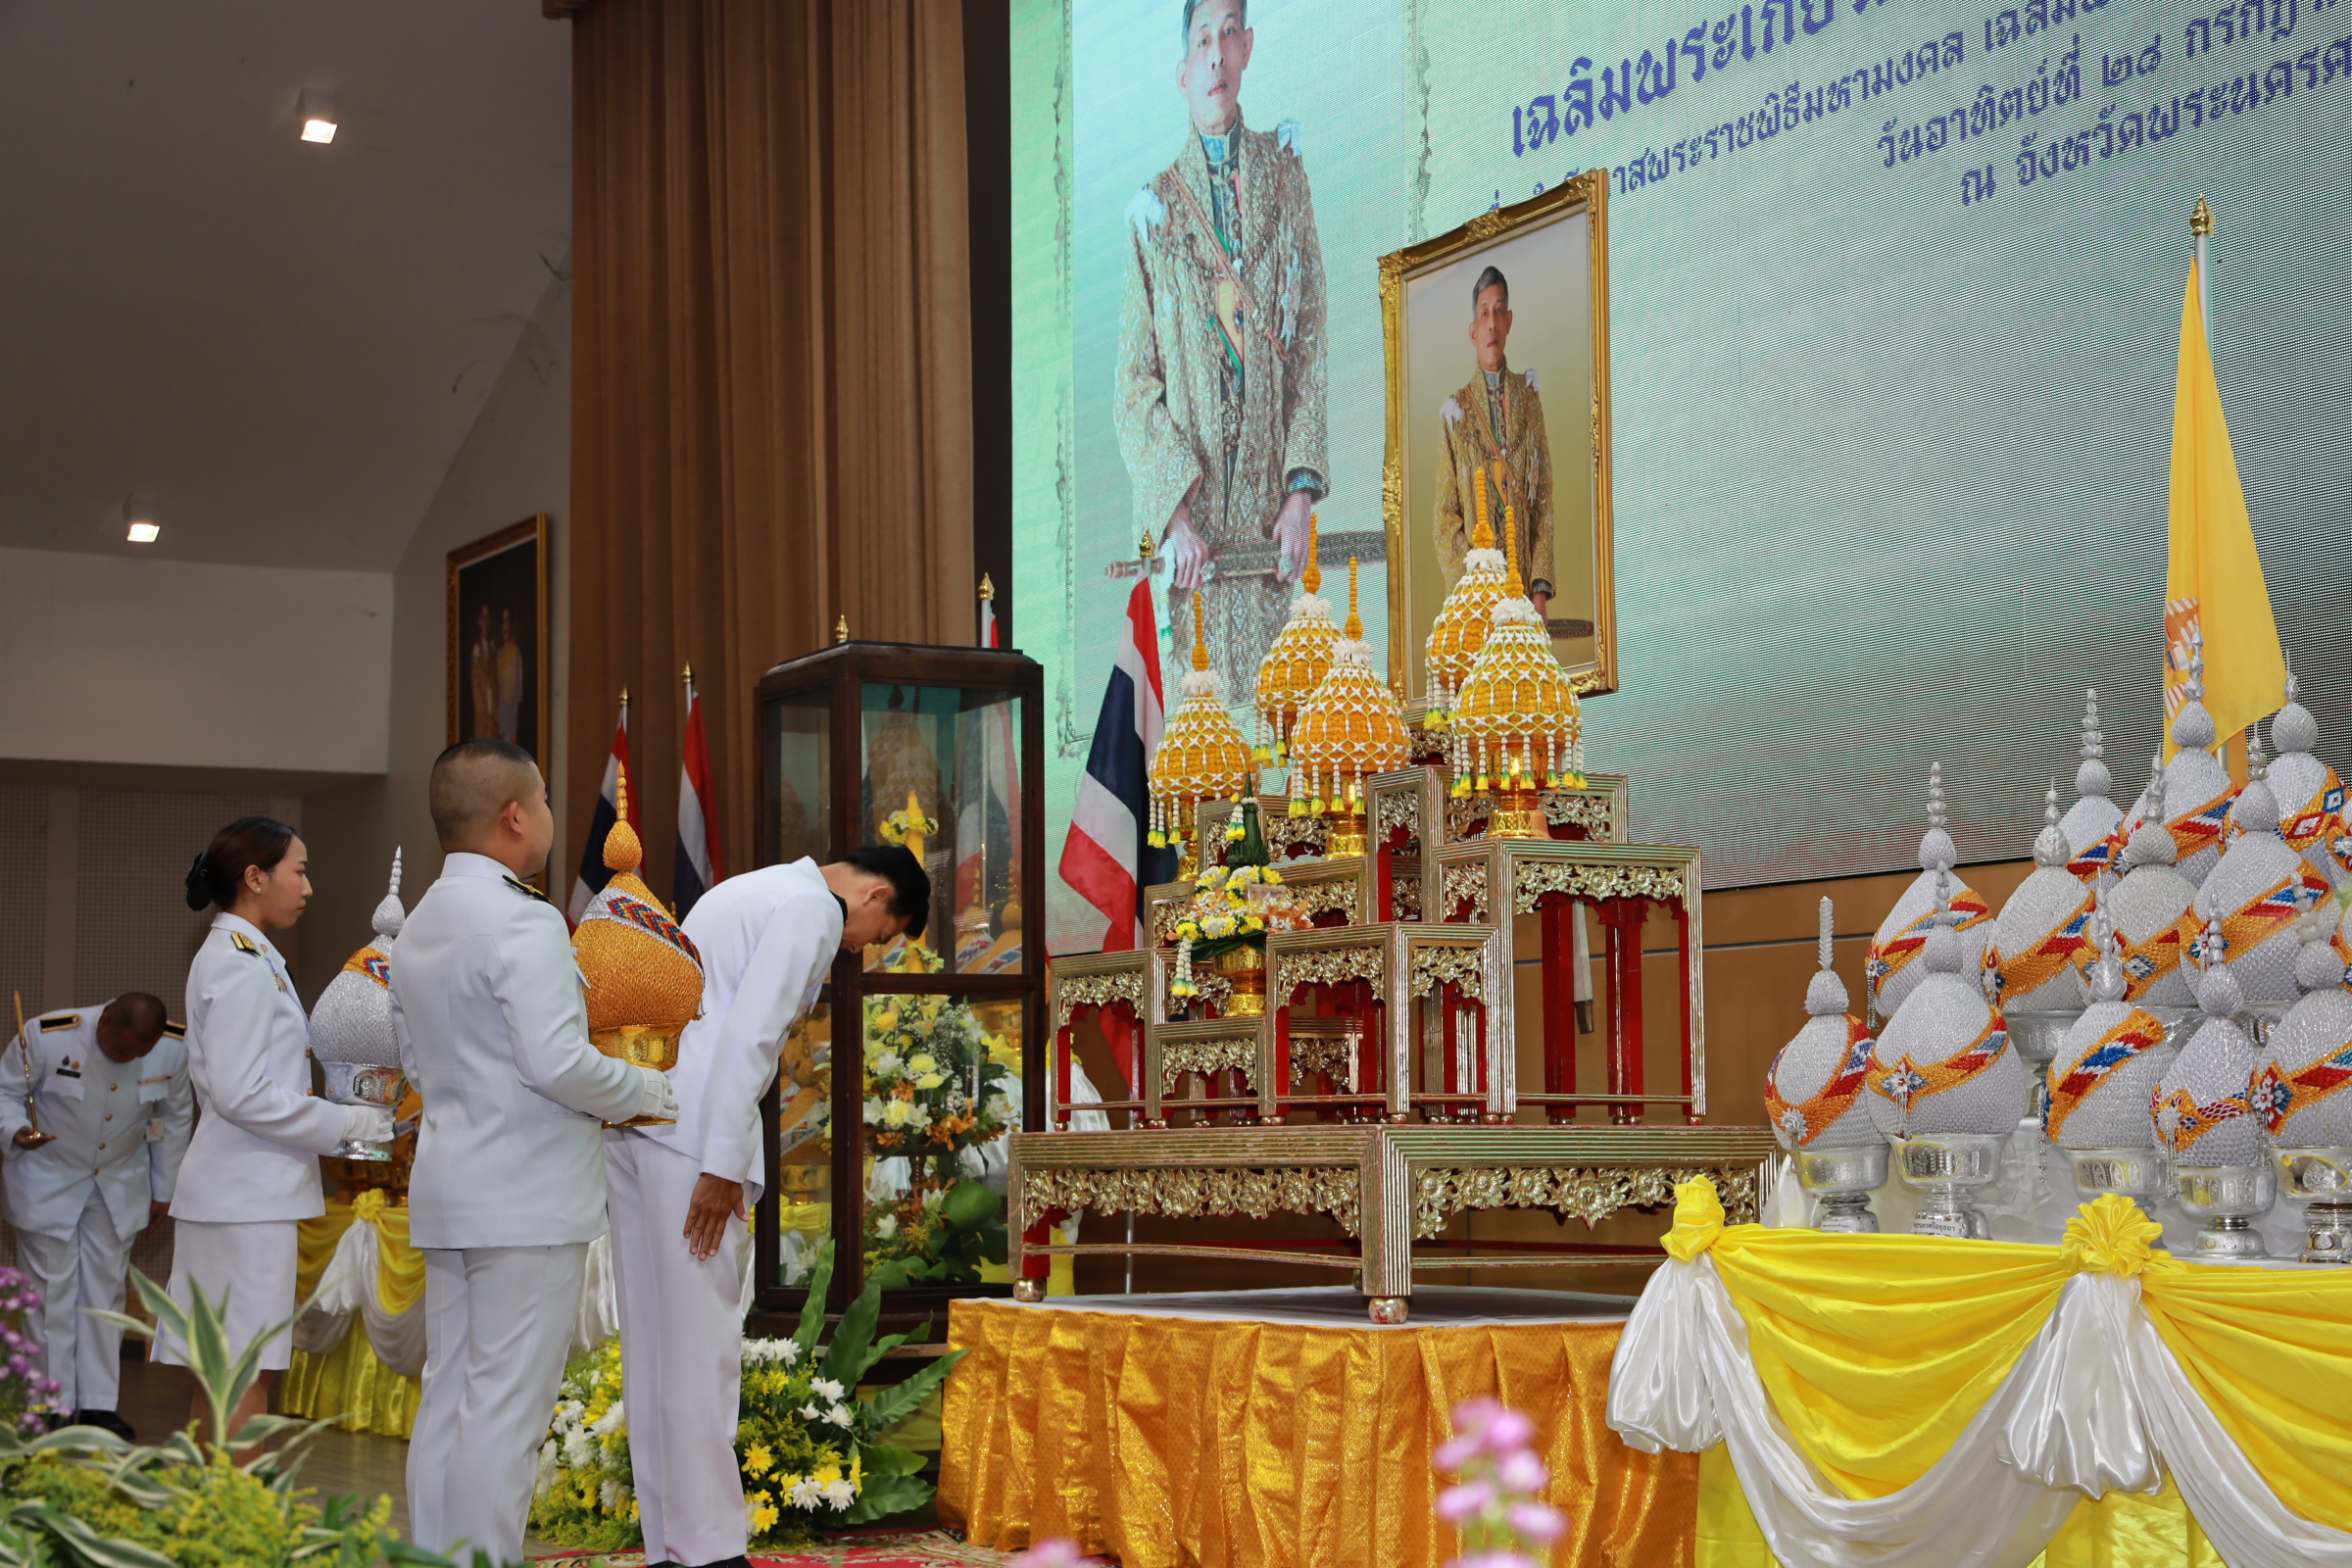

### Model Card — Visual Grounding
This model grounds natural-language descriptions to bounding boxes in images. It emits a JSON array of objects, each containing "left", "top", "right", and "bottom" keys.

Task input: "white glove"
[
  {"left": 631, "top": 1067, "right": 680, "bottom": 1123},
  {"left": 341, "top": 1105, "right": 396, "bottom": 1144}
]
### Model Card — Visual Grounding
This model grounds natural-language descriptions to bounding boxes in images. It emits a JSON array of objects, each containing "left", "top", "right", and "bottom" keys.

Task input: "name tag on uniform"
[
  {"left": 148, "top": 1114, "right": 166, "bottom": 1143},
  {"left": 53, "top": 1057, "right": 81, "bottom": 1080}
]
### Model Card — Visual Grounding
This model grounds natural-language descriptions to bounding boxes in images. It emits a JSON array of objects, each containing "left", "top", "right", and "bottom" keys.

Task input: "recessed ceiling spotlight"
[
  {"left": 126, "top": 520, "right": 160, "bottom": 543},
  {"left": 298, "top": 88, "right": 337, "bottom": 144}
]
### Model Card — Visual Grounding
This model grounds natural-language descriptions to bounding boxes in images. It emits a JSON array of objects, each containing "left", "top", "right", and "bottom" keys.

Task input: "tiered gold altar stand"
[{"left": 1029, "top": 762, "right": 1772, "bottom": 1321}]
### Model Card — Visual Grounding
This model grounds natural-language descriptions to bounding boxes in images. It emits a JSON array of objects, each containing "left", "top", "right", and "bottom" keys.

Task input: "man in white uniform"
[
  {"left": 391, "top": 739, "right": 678, "bottom": 1567},
  {"left": 608, "top": 843, "right": 928, "bottom": 1568},
  {"left": 1, "top": 994, "right": 192, "bottom": 1437}
]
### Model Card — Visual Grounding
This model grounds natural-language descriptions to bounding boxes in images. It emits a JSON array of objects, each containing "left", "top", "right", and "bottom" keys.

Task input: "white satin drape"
[
  {"left": 291, "top": 1216, "right": 427, "bottom": 1376},
  {"left": 1608, "top": 1255, "right": 2352, "bottom": 1568}
]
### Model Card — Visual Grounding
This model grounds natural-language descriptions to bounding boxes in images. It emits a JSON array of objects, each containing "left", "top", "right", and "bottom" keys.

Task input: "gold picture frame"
[
  {"left": 1380, "top": 172, "right": 1616, "bottom": 701},
  {"left": 446, "top": 514, "right": 551, "bottom": 764}
]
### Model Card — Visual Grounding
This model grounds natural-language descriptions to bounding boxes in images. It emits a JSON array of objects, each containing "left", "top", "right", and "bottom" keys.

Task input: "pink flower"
[
  {"left": 1481, "top": 1407, "right": 1536, "bottom": 1454},
  {"left": 1446, "top": 1553, "right": 1540, "bottom": 1568},
  {"left": 1508, "top": 1501, "right": 1566, "bottom": 1543},
  {"left": 1451, "top": 1397, "right": 1505, "bottom": 1434},
  {"left": 1011, "top": 1540, "right": 1084, "bottom": 1568},
  {"left": 1434, "top": 1434, "right": 1483, "bottom": 1471},
  {"left": 1435, "top": 1481, "right": 1495, "bottom": 1522},
  {"left": 1494, "top": 1448, "right": 1548, "bottom": 1494}
]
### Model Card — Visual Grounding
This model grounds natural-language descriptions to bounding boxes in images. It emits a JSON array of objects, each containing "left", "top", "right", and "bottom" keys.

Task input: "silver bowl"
[
  {"left": 2273, "top": 1147, "right": 2352, "bottom": 1264},
  {"left": 2174, "top": 1162, "right": 2277, "bottom": 1258},
  {"left": 320, "top": 1060, "right": 406, "bottom": 1162},
  {"left": 2063, "top": 1147, "right": 2169, "bottom": 1215},
  {"left": 1891, "top": 1132, "right": 2008, "bottom": 1239},
  {"left": 2234, "top": 1000, "right": 2294, "bottom": 1049},
  {"left": 1793, "top": 1141, "right": 1890, "bottom": 1233},
  {"left": 2003, "top": 1010, "right": 2081, "bottom": 1126}
]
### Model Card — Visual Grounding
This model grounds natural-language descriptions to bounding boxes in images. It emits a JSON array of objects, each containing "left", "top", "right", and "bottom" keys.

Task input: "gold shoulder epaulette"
[
  {"left": 38, "top": 1014, "right": 75, "bottom": 1032},
  {"left": 504, "top": 875, "right": 550, "bottom": 905},
  {"left": 162, "top": 1021, "right": 185, "bottom": 1040},
  {"left": 231, "top": 932, "right": 264, "bottom": 956}
]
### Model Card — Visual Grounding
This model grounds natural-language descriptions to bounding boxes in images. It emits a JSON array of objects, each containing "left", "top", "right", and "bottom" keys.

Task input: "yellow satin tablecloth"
[
  {"left": 938, "top": 1298, "right": 1696, "bottom": 1568},
  {"left": 280, "top": 1195, "right": 423, "bottom": 1438}
]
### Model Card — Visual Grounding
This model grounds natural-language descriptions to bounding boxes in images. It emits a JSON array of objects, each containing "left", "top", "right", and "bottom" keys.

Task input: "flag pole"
[
  {"left": 2192, "top": 195, "right": 2211, "bottom": 331},
  {"left": 977, "top": 573, "right": 995, "bottom": 648}
]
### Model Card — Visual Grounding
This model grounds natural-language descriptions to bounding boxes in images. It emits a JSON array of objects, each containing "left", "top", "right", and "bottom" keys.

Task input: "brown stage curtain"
[{"left": 568, "top": 0, "right": 975, "bottom": 899}]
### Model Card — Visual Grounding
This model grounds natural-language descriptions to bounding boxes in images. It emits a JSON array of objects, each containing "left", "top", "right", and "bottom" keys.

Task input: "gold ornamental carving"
[
  {"left": 1273, "top": 943, "right": 1386, "bottom": 1005},
  {"left": 1410, "top": 1164, "right": 1759, "bottom": 1240},
  {"left": 1440, "top": 864, "right": 1491, "bottom": 922},
  {"left": 1290, "top": 1035, "right": 1358, "bottom": 1089},
  {"left": 1288, "top": 879, "right": 1362, "bottom": 922},
  {"left": 1021, "top": 1165, "right": 1361, "bottom": 1236},
  {"left": 1267, "top": 812, "right": 1329, "bottom": 858},
  {"left": 1166, "top": 966, "right": 1232, "bottom": 1016},
  {"left": 1161, "top": 1037, "right": 1257, "bottom": 1091},
  {"left": 1409, "top": 945, "right": 1488, "bottom": 1003},
  {"left": 1054, "top": 971, "right": 1144, "bottom": 1030},
  {"left": 1375, "top": 791, "right": 1422, "bottom": 851},
  {"left": 1394, "top": 874, "right": 1422, "bottom": 920},
  {"left": 1543, "top": 793, "right": 1613, "bottom": 836},
  {"left": 1511, "top": 860, "right": 1685, "bottom": 913},
  {"left": 1152, "top": 900, "right": 1187, "bottom": 945}
]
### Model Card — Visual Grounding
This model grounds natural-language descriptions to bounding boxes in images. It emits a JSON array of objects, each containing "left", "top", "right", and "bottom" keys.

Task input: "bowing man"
[
  {"left": 607, "top": 843, "right": 928, "bottom": 1568},
  {"left": 391, "top": 739, "right": 679, "bottom": 1567},
  {"left": 1, "top": 994, "right": 193, "bottom": 1437},
  {"left": 168, "top": 819, "right": 392, "bottom": 1438}
]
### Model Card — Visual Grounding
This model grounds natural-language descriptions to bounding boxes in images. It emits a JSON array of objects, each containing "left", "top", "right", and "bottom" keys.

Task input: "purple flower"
[
  {"left": 1435, "top": 1481, "right": 1495, "bottom": 1522},
  {"left": 1507, "top": 1502, "right": 1565, "bottom": 1543},
  {"left": 1481, "top": 1407, "right": 1536, "bottom": 1454},
  {"left": 1494, "top": 1449, "right": 1548, "bottom": 1494}
]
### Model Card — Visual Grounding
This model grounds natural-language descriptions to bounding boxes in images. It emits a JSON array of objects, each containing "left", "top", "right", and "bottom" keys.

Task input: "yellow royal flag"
[{"left": 2165, "top": 256, "right": 2285, "bottom": 754}]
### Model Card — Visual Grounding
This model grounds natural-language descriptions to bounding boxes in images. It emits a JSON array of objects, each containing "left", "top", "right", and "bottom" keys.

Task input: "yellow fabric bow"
[
  {"left": 351, "top": 1188, "right": 389, "bottom": 1223},
  {"left": 2059, "top": 1194, "right": 2180, "bottom": 1279},
  {"left": 1661, "top": 1174, "right": 1727, "bottom": 1260}
]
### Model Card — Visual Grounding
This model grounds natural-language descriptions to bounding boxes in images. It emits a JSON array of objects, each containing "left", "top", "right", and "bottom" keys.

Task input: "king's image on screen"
[
  {"left": 1434, "top": 264, "right": 1554, "bottom": 619},
  {"left": 1115, "top": 0, "right": 1328, "bottom": 704}
]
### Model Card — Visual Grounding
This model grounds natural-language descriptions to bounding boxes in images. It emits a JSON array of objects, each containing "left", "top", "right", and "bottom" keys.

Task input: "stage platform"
[{"left": 936, "top": 1286, "right": 1694, "bottom": 1568}]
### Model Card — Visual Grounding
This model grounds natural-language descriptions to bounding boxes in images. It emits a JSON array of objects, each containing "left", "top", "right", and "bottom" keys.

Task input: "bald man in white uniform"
[
  {"left": 606, "top": 844, "right": 926, "bottom": 1568},
  {"left": 392, "top": 739, "right": 677, "bottom": 1567}
]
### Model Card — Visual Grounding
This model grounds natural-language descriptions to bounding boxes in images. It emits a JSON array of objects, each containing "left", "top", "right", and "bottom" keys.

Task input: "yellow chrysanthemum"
[{"left": 744, "top": 1444, "right": 773, "bottom": 1476}]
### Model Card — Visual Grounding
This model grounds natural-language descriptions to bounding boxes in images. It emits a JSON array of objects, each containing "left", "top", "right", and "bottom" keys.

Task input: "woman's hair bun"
[{"left": 184, "top": 851, "right": 219, "bottom": 912}]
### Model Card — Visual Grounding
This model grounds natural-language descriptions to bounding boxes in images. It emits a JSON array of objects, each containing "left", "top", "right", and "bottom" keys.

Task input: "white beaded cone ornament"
[
  {"left": 2059, "top": 690, "right": 2125, "bottom": 889},
  {"left": 2108, "top": 756, "right": 2201, "bottom": 1008},
  {"left": 1446, "top": 506, "right": 1585, "bottom": 800},
  {"left": 1866, "top": 763, "right": 1993, "bottom": 1022},
  {"left": 1252, "top": 512, "right": 1339, "bottom": 765},
  {"left": 2247, "top": 909, "right": 2352, "bottom": 1147},
  {"left": 1287, "top": 558, "right": 1409, "bottom": 819},
  {"left": 1866, "top": 870, "right": 2025, "bottom": 1139},
  {"left": 1993, "top": 782, "right": 2094, "bottom": 1013},
  {"left": 2194, "top": 739, "right": 2330, "bottom": 1005},
  {"left": 2132, "top": 631, "right": 2236, "bottom": 887},
  {"left": 2150, "top": 918, "right": 2266, "bottom": 1165},
  {"left": 2043, "top": 891, "right": 2180, "bottom": 1151},
  {"left": 1420, "top": 468, "right": 1511, "bottom": 730},
  {"left": 1764, "top": 897, "right": 1880, "bottom": 1152},
  {"left": 309, "top": 848, "right": 407, "bottom": 1069},
  {"left": 2263, "top": 673, "right": 2352, "bottom": 891}
]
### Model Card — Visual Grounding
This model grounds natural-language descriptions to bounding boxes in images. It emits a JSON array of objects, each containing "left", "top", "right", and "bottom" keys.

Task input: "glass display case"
[{"left": 751, "top": 641, "right": 1045, "bottom": 1328}]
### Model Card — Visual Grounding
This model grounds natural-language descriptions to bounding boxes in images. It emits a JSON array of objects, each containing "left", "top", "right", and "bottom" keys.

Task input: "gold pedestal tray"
[{"left": 592, "top": 1024, "right": 679, "bottom": 1127}]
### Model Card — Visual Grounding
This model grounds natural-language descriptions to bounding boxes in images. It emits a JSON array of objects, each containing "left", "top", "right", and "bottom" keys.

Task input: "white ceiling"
[{"left": 0, "top": 0, "right": 570, "bottom": 572}]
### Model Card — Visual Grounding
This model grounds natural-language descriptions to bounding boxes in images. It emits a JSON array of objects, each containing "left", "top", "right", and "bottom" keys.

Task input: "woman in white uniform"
[{"left": 165, "top": 817, "right": 390, "bottom": 1437}]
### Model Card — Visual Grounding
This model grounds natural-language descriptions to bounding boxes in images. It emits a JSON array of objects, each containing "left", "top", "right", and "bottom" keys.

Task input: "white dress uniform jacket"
[
  {"left": 639, "top": 858, "right": 843, "bottom": 1197},
  {"left": 1, "top": 1005, "right": 194, "bottom": 1242},
  {"left": 390, "top": 851, "right": 648, "bottom": 1250},
  {"left": 173, "top": 914, "right": 350, "bottom": 1222}
]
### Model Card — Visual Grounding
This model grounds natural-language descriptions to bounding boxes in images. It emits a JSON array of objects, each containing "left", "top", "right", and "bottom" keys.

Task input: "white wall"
[
  {"left": 296, "top": 263, "right": 573, "bottom": 997},
  {"left": 0, "top": 547, "right": 392, "bottom": 774}
]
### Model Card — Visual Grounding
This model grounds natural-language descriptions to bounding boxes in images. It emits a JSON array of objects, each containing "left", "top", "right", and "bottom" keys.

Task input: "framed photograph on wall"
[
  {"left": 1381, "top": 172, "right": 1616, "bottom": 703},
  {"left": 447, "top": 514, "right": 549, "bottom": 764}
]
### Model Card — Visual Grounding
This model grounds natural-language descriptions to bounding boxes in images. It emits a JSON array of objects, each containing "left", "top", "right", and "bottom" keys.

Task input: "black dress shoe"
[
  {"left": 71, "top": 1410, "right": 137, "bottom": 1442},
  {"left": 687, "top": 1557, "right": 754, "bottom": 1568}
]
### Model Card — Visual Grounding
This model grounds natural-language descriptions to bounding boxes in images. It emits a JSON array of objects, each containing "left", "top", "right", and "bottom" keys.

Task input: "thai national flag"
[
  {"left": 567, "top": 693, "right": 639, "bottom": 926},
  {"left": 674, "top": 672, "right": 725, "bottom": 918},
  {"left": 1057, "top": 576, "right": 1172, "bottom": 950}
]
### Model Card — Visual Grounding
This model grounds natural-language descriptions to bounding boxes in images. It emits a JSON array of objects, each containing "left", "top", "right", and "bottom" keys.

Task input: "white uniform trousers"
[
  {"left": 15, "top": 1191, "right": 133, "bottom": 1413},
  {"left": 408, "top": 1243, "right": 589, "bottom": 1567},
  {"left": 606, "top": 1135, "right": 749, "bottom": 1568}
]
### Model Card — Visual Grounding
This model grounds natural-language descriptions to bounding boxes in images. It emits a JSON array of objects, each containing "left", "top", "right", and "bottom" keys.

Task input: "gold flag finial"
[
  {"left": 2191, "top": 195, "right": 2213, "bottom": 236},
  {"left": 1472, "top": 465, "right": 1495, "bottom": 550},
  {"left": 1139, "top": 528, "right": 1156, "bottom": 561},
  {"left": 620, "top": 685, "right": 630, "bottom": 709},
  {"left": 1191, "top": 591, "right": 1209, "bottom": 673},
  {"left": 978, "top": 572, "right": 996, "bottom": 601},
  {"left": 681, "top": 662, "right": 694, "bottom": 691},
  {"left": 835, "top": 614, "right": 849, "bottom": 644},
  {"left": 1344, "top": 557, "right": 1363, "bottom": 641},
  {"left": 1301, "top": 512, "right": 1322, "bottom": 594}
]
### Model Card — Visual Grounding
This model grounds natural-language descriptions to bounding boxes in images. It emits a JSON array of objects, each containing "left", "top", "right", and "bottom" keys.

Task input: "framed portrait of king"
[
  {"left": 1382, "top": 172, "right": 1616, "bottom": 702},
  {"left": 446, "top": 514, "right": 550, "bottom": 764}
]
